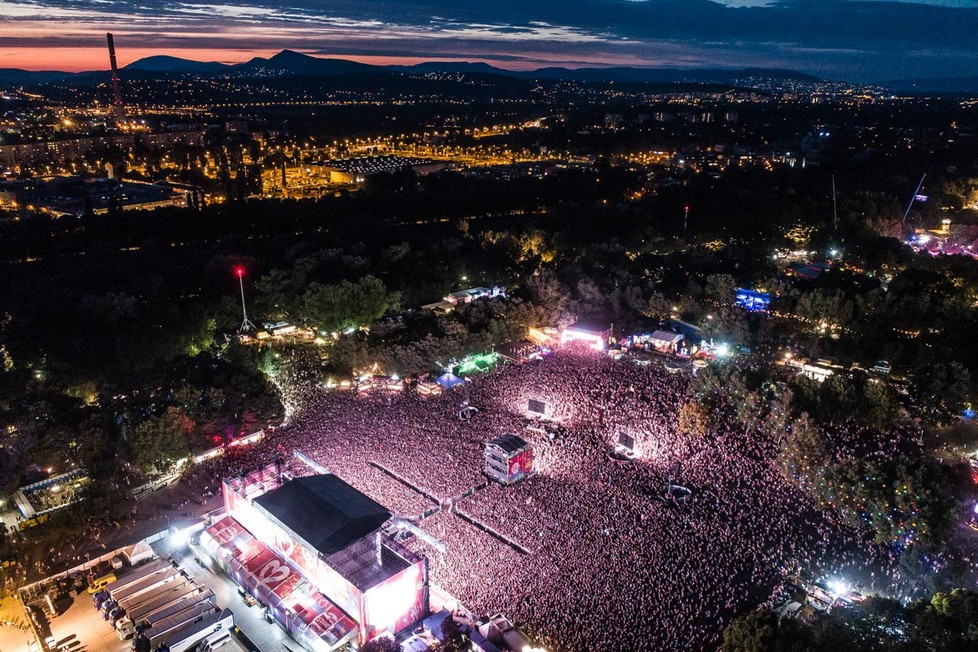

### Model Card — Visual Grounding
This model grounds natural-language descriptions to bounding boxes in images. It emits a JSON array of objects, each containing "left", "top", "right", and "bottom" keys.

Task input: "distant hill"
[
  {"left": 0, "top": 69, "right": 75, "bottom": 85},
  {"left": 389, "top": 62, "right": 511, "bottom": 75},
  {"left": 125, "top": 55, "right": 231, "bottom": 74},
  {"left": 231, "top": 50, "right": 385, "bottom": 77},
  {"left": 0, "top": 50, "right": 829, "bottom": 87},
  {"left": 884, "top": 76, "right": 978, "bottom": 94},
  {"left": 389, "top": 63, "right": 823, "bottom": 85}
]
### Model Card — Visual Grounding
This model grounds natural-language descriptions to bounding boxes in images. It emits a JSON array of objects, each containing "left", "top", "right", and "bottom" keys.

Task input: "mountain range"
[
  {"left": 3, "top": 50, "right": 977, "bottom": 94},
  {"left": 0, "top": 49, "right": 822, "bottom": 88}
]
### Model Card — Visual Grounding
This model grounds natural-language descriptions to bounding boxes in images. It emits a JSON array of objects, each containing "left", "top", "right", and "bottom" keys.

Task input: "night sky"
[{"left": 1, "top": 0, "right": 977, "bottom": 81}]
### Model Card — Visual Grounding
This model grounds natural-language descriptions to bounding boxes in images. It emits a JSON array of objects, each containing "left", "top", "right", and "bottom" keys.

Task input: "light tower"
[{"left": 235, "top": 266, "right": 256, "bottom": 333}]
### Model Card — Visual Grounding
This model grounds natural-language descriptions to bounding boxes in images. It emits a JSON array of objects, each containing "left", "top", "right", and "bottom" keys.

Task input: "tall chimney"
[{"left": 106, "top": 33, "right": 126, "bottom": 122}]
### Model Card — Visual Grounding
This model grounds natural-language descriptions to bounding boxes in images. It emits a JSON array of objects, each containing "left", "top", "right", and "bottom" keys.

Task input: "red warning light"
[{"left": 234, "top": 266, "right": 245, "bottom": 278}]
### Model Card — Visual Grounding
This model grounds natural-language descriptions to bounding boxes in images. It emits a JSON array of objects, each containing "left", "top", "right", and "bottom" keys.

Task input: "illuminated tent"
[{"left": 435, "top": 372, "right": 464, "bottom": 389}]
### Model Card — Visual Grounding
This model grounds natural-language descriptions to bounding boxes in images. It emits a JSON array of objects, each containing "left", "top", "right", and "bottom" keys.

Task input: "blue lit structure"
[{"left": 735, "top": 288, "right": 771, "bottom": 311}]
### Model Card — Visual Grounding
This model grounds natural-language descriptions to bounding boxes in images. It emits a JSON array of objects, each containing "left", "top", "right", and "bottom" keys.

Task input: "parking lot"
[{"left": 31, "top": 540, "right": 269, "bottom": 652}]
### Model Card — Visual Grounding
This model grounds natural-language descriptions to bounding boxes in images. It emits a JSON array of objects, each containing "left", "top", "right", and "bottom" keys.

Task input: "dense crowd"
[{"left": 239, "top": 348, "right": 894, "bottom": 651}]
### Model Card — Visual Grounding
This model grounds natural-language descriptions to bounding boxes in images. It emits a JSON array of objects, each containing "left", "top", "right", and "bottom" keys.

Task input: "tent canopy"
[{"left": 436, "top": 372, "right": 464, "bottom": 389}]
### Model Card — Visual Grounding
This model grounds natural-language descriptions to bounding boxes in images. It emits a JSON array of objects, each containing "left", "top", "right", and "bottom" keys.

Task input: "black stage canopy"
[{"left": 254, "top": 475, "right": 391, "bottom": 556}]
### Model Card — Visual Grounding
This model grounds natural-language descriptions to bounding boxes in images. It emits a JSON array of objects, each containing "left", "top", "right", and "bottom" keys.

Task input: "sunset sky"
[{"left": 1, "top": 0, "right": 977, "bottom": 81}]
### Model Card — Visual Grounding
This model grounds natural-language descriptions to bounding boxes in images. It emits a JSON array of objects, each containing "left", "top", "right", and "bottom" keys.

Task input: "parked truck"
[
  {"left": 101, "top": 568, "right": 179, "bottom": 617},
  {"left": 143, "top": 600, "right": 219, "bottom": 642},
  {"left": 111, "top": 577, "right": 194, "bottom": 631},
  {"left": 116, "top": 589, "right": 214, "bottom": 640},
  {"left": 98, "top": 559, "right": 170, "bottom": 600},
  {"left": 141, "top": 608, "right": 234, "bottom": 652},
  {"left": 114, "top": 583, "right": 208, "bottom": 635}
]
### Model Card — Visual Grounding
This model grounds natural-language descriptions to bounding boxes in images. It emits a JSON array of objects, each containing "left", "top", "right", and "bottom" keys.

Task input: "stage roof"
[
  {"left": 565, "top": 320, "right": 611, "bottom": 334},
  {"left": 254, "top": 475, "right": 391, "bottom": 556},
  {"left": 486, "top": 434, "right": 529, "bottom": 454},
  {"left": 650, "top": 330, "right": 684, "bottom": 344}
]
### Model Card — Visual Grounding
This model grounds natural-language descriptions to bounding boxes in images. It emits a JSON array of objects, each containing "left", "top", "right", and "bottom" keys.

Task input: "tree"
[
  {"left": 705, "top": 273, "right": 737, "bottom": 305},
  {"left": 255, "top": 269, "right": 298, "bottom": 317},
  {"left": 910, "top": 361, "right": 972, "bottom": 425},
  {"left": 645, "top": 292, "right": 673, "bottom": 320},
  {"left": 712, "top": 305, "right": 750, "bottom": 345},
  {"left": 677, "top": 401, "right": 710, "bottom": 436},
  {"left": 301, "top": 275, "right": 398, "bottom": 333},
  {"left": 777, "top": 413, "right": 828, "bottom": 490},
  {"left": 722, "top": 610, "right": 776, "bottom": 652},
  {"left": 131, "top": 407, "right": 192, "bottom": 472},
  {"left": 437, "top": 616, "right": 469, "bottom": 652},
  {"left": 820, "top": 455, "right": 958, "bottom": 549},
  {"left": 912, "top": 589, "right": 978, "bottom": 650},
  {"left": 795, "top": 289, "right": 853, "bottom": 338},
  {"left": 361, "top": 637, "right": 400, "bottom": 652},
  {"left": 525, "top": 270, "right": 571, "bottom": 325},
  {"left": 861, "top": 379, "right": 899, "bottom": 430}
]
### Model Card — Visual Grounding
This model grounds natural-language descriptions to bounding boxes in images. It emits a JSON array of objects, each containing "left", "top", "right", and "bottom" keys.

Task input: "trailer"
[
  {"left": 117, "top": 575, "right": 191, "bottom": 614},
  {"left": 137, "top": 589, "right": 214, "bottom": 628},
  {"left": 103, "top": 568, "right": 178, "bottom": 611},
  {"left": 122, "top": 541, "right": 156, "bottom": 566},
  {"left": 97, "top": 559, "right": 170, "bottom": 602},
  {"left": 125, "top": 583, "right": 208, "bottom": 626},
  {"left": 102, "top": 569, "right": 183, "bottom": 621},
  {"left": 142, "top": 608, "right": 234, "bottom": 652},
  {"left": 142, "top": 600, "right": 218, "bottom": 643},
  {"left": 112, "top": 578, "right": 195, "bottom": 632},
  {"left": 105, "top": 565, "right": 175, "bottom": 605},
  {"left": 116, "top": 589, "right": 215, "bottom": 640}
]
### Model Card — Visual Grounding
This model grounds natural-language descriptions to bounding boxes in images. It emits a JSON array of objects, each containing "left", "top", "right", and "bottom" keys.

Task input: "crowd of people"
[{"left": 219, "top": 347, "right": 898, "bottom": 651}]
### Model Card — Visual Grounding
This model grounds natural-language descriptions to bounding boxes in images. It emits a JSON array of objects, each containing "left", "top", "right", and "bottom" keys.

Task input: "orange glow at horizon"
[
  {"left": 0, "top": 47, "right": 280, "bottom": 72},
  {"left": 0, "top": 47, "right": 603, "bottom": 73}
]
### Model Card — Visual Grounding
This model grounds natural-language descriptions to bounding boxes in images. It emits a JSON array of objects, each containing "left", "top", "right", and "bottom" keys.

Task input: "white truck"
[
  {"left": 99, "top": 559, "right": 170, "bottom": 602},
  {"left": 143, "top": 608, "right": 234, "bottom": 652},
  {"left": 105, "top": 569, "right": 180, "bottom": 619},
  {"left": 143, "top": 600, "right": 219, "bottom": 642},
  {"left": 106, "top": 567, "right": 178, "bottom": 607},
  {"left": 124, "top": 589, "right": 215, "bottom": 638},
  {"left": 114, "top": 583, "right": 209, "bottom": 639},
  {"left": 116, "top": 580, "right": 196, "bottom": 624}
]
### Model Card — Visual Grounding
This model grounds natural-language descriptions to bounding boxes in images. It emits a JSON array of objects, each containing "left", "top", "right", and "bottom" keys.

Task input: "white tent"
[{"left": 123, "top": 541, "right": 156, "bottom": 566}]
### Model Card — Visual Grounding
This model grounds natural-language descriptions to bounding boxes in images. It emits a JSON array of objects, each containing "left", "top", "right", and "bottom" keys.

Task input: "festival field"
[{"left": 250, "top": 350, "right": 873, "bottom": 651}]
